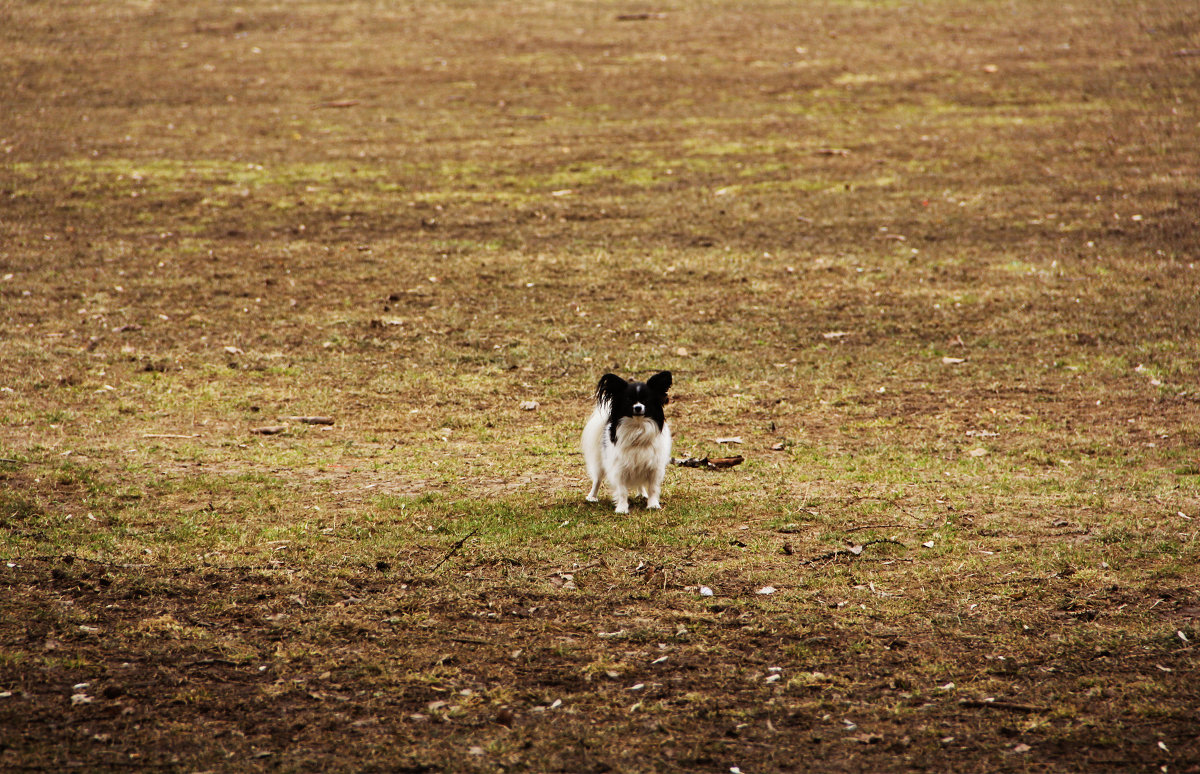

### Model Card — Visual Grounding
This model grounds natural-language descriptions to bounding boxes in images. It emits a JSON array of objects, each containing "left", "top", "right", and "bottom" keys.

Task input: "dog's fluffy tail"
[{"left": 581, "top": 404, "right": 608, "bottom": 500}]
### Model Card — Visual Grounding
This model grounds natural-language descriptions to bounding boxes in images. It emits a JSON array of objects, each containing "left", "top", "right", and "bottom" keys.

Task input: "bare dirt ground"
[{"left": 2, "top": 1, "right": 1199, "bottom": 771}]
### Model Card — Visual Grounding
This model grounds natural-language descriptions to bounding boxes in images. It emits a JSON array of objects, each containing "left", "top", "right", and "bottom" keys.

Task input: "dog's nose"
[{"left": 632, "top": 403, "right": 645, "bottom": 416}]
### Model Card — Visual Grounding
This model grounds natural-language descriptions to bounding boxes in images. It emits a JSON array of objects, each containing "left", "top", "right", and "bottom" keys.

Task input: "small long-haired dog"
[{"left": 581, "top": 371, "right": 673, "bottom": 514}]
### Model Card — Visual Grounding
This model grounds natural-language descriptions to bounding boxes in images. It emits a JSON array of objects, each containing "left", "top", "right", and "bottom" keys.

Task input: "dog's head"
[{"left": 596, "top": 371, "right": 672, "bottom": 429}]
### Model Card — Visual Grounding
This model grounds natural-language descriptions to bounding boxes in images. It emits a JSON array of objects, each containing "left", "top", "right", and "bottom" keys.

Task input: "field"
[{"left": 2, "top": 0, "right": 1199, "bottom": 771}]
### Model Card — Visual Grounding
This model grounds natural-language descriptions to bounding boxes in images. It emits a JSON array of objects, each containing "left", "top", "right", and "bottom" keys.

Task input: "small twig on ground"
[
  {"left": 17, "top": 554, "right": 154, "bottom": 570},
  {"left": 958, "top": 698, "right": 1048, "bottom": 714},
  {"left": 798, "top": 538, "right": 906, "bottom": 566},
  {"left": 450, "top": 636, "right": 493, "bottom": 646},
  {"left": 616, "top": 12, "right": 667, "bottom": 21},
  {"left": 284, "top": 416, "right": 335, "bottom": 425},
  {"left": 186, "top": 658, "right": 240, "bottom": 668},
  {"left": 430, "top": 529, "right": 479, "bottom": 573},
  {"left": 842, "top": 494, "right": 916, "bottom": 518},
  {"left": 845, "top": 523, "right": 904, "bottom": 533}
]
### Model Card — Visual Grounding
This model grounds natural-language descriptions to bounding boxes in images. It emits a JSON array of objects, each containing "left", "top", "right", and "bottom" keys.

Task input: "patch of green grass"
[{"left": 0, "top": 489, "right": 42, "bottom": 525}]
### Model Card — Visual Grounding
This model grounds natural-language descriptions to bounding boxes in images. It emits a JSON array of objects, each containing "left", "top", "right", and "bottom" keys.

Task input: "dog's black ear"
[
  {"left": 647, "top": 370, "right": 672, "bottom": 401},
  {"left": 595, "top": 373, "right": 626, "bottom": 405}
]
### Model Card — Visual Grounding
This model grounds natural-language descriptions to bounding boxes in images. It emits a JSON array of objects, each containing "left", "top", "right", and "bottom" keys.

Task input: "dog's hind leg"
[{"left": 582, "top": 412, "right": 604, "bottom": 503}]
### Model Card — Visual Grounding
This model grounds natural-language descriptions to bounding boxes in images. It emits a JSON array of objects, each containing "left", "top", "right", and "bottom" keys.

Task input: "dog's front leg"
[{"left": 612, "top": 486, "right": 630, "bottom": 514}]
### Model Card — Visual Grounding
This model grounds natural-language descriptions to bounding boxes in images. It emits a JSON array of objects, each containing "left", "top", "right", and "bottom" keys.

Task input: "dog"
[{"left": 581, "top": 371, "right": 673, "bottom": 514}]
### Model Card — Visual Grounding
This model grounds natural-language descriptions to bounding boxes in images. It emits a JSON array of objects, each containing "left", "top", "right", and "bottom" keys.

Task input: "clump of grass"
[{"left": 0, "top": 490, "right": 42, "bottom": 526}]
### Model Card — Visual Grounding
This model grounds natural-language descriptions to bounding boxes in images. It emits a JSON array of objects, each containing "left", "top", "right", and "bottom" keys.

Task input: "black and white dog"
[{"left": 582, "top": 371, "right": 673, "bottom": 514}]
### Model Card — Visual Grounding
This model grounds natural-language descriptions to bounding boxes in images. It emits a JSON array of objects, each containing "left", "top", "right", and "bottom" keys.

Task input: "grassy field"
[{"left": 2, "top": 0, "right": 1199, "bottom": 771}]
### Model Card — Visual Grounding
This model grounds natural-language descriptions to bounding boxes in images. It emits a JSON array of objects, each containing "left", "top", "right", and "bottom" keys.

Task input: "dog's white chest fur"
[{"left": 582, "top": 407, "right": 672, "bottom": 514}]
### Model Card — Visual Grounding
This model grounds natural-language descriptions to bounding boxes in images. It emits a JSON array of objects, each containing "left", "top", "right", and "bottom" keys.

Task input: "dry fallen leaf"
[
  {"left": 673, "top": 455, "right": 745, "bottom": 469},
  {"left": 850, "top": 733, "right": 885, "bottom": 744},
  {"left": 285, "top": 416, "right": 334, "bottom": 425},
  {"left": 942, "top": 356, "right": 966, "bottom": 365}
]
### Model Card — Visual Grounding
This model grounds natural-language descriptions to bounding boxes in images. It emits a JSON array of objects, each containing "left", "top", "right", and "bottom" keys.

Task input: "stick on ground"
[{"left": 430, "top": 529, "right": 480, "bottom": 573}]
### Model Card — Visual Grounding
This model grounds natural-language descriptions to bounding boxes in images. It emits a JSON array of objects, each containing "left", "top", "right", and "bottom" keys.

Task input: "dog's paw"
[
  {"left": 586, "top": 494, "right": 599, "bottom": 503},
  {"left": 646, "top": 501, "right": 661, "bottom": 510},
  {"left": 614, "top": 504, "right": 630, "bottom": 515}
]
